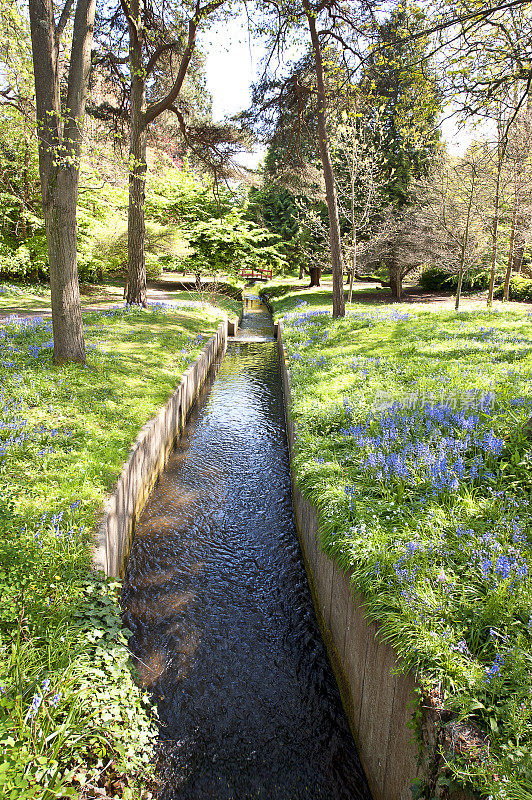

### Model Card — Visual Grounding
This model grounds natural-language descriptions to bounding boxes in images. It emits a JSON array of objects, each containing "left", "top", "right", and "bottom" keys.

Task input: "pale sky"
[
  {"left": 202, "top": 13, "right": 261, "bottom": 121},
  {"left": 202, "top": 18, "right": 476, "bottom": 166}
]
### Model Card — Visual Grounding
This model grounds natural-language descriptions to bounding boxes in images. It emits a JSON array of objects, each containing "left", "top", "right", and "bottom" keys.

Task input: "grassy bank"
[
  {"left": 0, "top": 300, "right": 232, "bottom": 799},
  {"left": 264, "top": 282, "right": 532, "bottom": 798},
  {"left": 0, "top": 278, "right": 243, "bottom": 321}
]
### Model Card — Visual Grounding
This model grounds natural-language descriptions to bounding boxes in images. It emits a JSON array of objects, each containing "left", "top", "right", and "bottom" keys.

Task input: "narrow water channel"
[{"left": 122, "top": 296, "right": 371, "bottom": 800}]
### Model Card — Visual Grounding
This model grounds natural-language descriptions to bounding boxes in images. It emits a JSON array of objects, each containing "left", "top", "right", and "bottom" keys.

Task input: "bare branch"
[{"left": 56, "top": 0, "right": 74, "bottom": 39}]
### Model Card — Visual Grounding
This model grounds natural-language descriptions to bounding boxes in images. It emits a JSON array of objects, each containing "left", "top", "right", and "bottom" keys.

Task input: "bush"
[
  {"left": 186, "top": 210, "right": 287, "bottom": 277},
  {"left": 419, "top": 267, "right": 490, "bottom": 292},
  {"left": 86, "top": 221, "right": 183, "bottom": 281},
  {"left": 494, "top": 275, "right": 532, "bottom": 301}
]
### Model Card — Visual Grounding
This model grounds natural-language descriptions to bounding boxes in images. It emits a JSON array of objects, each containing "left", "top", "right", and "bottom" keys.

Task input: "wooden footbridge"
[{"left": 239, "top": 267, "right": 273, "bottom": 282}]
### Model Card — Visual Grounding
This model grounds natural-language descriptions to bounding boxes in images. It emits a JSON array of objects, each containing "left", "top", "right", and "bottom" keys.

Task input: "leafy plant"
[
  {"left": 186, "top": 210, "right": 287, "bottom": 277},
  {"left": 494, "top": 275, "right": 532, "bottom": 302},
  {"left": 419, "top": 266, "right": 490, "bottom": 292}
]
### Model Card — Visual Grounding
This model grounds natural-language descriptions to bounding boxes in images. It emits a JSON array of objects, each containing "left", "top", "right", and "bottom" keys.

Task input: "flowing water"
[{"left": 122, "top": 296, "right": 371, "bottom": 800}]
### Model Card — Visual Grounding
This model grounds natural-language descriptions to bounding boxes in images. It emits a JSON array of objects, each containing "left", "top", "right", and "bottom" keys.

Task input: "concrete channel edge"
[
  {"left": 276, "top": 317, "right": 477, "bottom": 800},
  {"left": 92, "top": 318, "right": 228, "bottom": 578}
]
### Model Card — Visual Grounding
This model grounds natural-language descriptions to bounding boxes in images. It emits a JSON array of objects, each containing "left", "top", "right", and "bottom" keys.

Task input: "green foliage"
[
  {"left": 420, "top": 267, "right": 490, "bottom": 292},
  {"left": 0, "top": 302, "right": 231, "bottom": 797},
  {"left": 145, "top": 167, "right": 237, "bottom": 224},
  {"left": 89, "top": 220, "right": 183, "bottom": 281},
  {"left": 247, "top": 185, "right": 306, "bottom": 269},
  {"left": 269, "top": 283, "right": 532, "bottom": 796},
  {"left": 494, "top": 276, "right": 532, "bottom": 302},
  {"left": 186, "top": 209, "right": 287, "bottom": 276},
  {"left": 359, "top": 4, "right": 442, "bottom": 209}
]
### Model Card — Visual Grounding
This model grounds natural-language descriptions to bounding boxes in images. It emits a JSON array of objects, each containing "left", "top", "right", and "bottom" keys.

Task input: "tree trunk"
[
  {"left": 455, "top": 168, "right": 475, "bottom": 311},
  {"left": 348, "top": 123, "right": 357, "bottom": 304},
  {"left": 487, "top": 126, "right": 507, "bottom": 308},
  {"left": 390, "top": 265, "right": 402, "bottom": 301},
  {"left": 348, "top": 229, "right": 356, "bottom": 303},
  {"left": 43, "top": 171, "right": 86, "bottom": 363},
  {"left": 29, "top": 0, "right": 95, "bottom": 364},
  {"left": 126, "top": 0, "right": 148, "bottom": 307},
  {"left": 487, "top": 175, "right": 501, "bottom": 308},
  {"left": 503, "top": 198, "right": 518, "bottom": 301},
  {"left": 309, "top": 266, "right": 321, "bottom": 287},
  {"left": 126, "top": 121, "right": 148, "bottom": 306},
  {"left": 303, "top": 0, "right": 345, "bottom": 318},
  {"left": 512, "top": 226, "right": 526, "bottom": 274}
]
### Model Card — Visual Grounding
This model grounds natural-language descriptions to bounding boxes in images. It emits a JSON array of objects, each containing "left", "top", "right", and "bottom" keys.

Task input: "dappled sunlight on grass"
[
  {"left": 276, "top": 288, "right": 532, "bottom": 795},
  {"left": 0, "top": 301, "right": 230, "bottom": 798}
]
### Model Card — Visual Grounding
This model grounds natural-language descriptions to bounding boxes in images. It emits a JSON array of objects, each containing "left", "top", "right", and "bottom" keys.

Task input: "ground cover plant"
[
  {"left": 0, "top": 283, "right": 51, "bottom": 310},
  {"left": 266, "top": 284, "right": 532, "bottom": 798},
  {"left": 0, "top": 280, "right": 242, "bottom": 322},
  {"left": 0, "top": 300, "right": 231, "bottom": 798}
]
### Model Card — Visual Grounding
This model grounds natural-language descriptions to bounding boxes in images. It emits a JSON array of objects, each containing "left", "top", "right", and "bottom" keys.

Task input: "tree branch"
[
  {"left": 56, "top": 0, "right": 74, "bottom": 39},
  {"left": 145, "top": 0, "right": 227, "bottom": 125},
  {"left": 145, "top": 40, "right": 179, "bottom": 76}
]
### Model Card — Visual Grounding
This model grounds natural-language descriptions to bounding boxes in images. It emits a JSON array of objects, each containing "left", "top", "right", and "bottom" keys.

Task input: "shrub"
[
  {"left": 186, "top": 210, "right": 287, "bottom": 277},
  {"left": 494, "top": 275, "right": 532, "bottom": 301},
  {"left": 419, "top": 267, "right": 489, "bottom": 292}
]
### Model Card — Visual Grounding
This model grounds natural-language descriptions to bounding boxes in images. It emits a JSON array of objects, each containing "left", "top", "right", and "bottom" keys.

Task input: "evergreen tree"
[{"left": 359, "top": 3, "right": 442, "bottom": 297}]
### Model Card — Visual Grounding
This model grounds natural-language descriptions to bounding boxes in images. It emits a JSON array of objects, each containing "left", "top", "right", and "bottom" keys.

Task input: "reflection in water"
[{"left": 122, "top": 297, "right": 371, "bottom": 800}]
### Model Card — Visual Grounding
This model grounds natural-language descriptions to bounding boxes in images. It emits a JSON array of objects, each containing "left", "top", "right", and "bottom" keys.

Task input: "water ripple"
[{"left": 122, "top": 300, "right": 371, "bottom": 800}]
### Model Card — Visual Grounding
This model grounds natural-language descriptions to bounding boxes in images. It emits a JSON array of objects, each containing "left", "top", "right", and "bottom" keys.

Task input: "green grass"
[
  {"left": 259, "top": 277, "right": 385, "bottom": 315},
  {"left": 0, "top": 283, "right": 52, "bottom": 311},
  {"left": 169, "top": 289, "right": 241, "bottom": 321},
  {"left": 0, "top": 280, "right": 243, "bottom": 324},
  {"left": 268, "top": 283, "right": 532, "bottom": 798},
  {"left": 0, "top": 300, "right": 233, "bottom": 798}
]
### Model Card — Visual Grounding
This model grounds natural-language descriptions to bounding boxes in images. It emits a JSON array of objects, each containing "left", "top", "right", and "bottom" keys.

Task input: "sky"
[
  {"left": 202, "top": 15, "right": 259, "bottom": 121},
  {"left": 201, "top": 13, "right": 266, "bottom": 168},
  {"left": 202, "top": 16, "right": 476, "bottom": 168}
]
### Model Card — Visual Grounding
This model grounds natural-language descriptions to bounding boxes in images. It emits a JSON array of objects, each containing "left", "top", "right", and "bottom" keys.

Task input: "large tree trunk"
[
  {"left": 126, "top": 0, "right": 148, "bottom": 307},
  {"left": 43, "top": 171, "right": 86, "bottom": 363},
  {"left": 309, "top": 266, "right": 321, "bottom": 287},
  {"left": 29, "top": 0, "right": 95, "bottom": 364},
  {"left": 303, "top": 0, "right": 345, "bottom": 318},
  {"left": 126, "top": 125, "right": 148, "bottom": 306}
]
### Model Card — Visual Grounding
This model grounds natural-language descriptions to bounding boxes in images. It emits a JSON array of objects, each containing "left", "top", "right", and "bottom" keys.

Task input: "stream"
[{"left": 121, "top": 295, "right": 371, "bottom": 800}]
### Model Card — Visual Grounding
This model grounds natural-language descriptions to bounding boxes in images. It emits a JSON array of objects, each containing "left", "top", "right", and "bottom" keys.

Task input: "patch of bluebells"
[
  {"left": 31, "top": 511, "right": 83, "bottom": 549},
  {"left": 284, "top": 308, "right": 331, "bottom": 331},
  {"left": 28, "top": 679, "right": 63, "bottom": 718},
  {"left": 484, "top": 653, "right": 505, "bottom": 683},
  {"left": 340, "top": 400, "right": 504, "bottom": 498},
  {"left": 446, "top": 322, "right": 532, "bottom": 363},
  {"left": 280, "top": 307, "right": 532, "bottom": 789},
  {"left": 0, "top": 398, "right": 70, "bottom": 462}
]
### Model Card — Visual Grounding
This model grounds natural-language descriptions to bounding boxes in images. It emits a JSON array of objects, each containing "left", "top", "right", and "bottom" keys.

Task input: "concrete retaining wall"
[
  {"left": 228, "top": 312, "right": 243, "bottom": 337},
  {"left": 93, "top": 319, "right": 227, "bottom": 578},
  {"left": 277, "top": 319, "right": 421, "bottom": 800}
]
